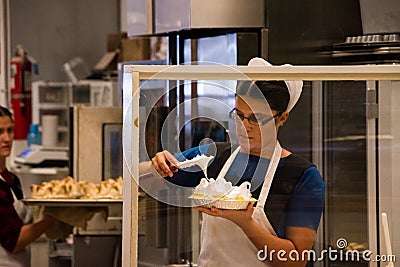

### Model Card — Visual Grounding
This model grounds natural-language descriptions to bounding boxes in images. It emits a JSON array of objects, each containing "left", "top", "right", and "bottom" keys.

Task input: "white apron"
[
  {"left": 0, "top": 175, "right": 31, "bottom": 267},
  {"left": 197, "top": 143, "right": 282, "bottom": 267}
]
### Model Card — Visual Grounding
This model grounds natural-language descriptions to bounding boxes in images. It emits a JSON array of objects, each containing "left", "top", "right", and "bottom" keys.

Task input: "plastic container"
[
  {"left": 27, "top": 124, "right": 42, "bottom": 146},
  {"left": 189, "top": 195, "right": 257, "bottom": 210}
]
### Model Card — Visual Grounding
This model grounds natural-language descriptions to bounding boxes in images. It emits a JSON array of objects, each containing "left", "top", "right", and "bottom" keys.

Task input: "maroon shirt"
[{"left": 0, "top": 169, "right": 24, "bottom": 252}]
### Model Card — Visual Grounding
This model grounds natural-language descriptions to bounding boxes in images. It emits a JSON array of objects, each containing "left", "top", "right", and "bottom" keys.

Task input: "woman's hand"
[
  {"left": 194, "top": 203, "right": 254, "bottom": 228},
  {"left": 151, "top": 150, "right": 179, "bottom": 177}
]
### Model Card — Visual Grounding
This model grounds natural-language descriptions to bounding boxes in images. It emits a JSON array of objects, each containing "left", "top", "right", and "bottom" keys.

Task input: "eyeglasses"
[{"left": 229, "top": 108, "right": 282, "bottom": 126}]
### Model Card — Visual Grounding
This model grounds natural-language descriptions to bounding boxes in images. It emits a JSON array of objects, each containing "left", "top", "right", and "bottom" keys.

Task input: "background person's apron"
[
  {"left": 197, "top": 143, "right": 282, "bottom": 267},
  {"left": 0, "top": 175, "right": 31, "bottom": 267}
]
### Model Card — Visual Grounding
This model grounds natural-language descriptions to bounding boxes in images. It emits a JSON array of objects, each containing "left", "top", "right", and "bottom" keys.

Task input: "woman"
[
  {"left": 150, "top": 58, "right": 325, "bottom": 267},
  {"left": 0, "top": 106, "right": 55, "bottom": 266}
]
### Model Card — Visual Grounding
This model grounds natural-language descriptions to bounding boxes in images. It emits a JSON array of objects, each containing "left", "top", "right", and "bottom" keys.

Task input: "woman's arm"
[
  {"left": 195, "top": 204, "right": 316, "bottom": 267},
  {"left": 12, "top": 215, "right": 56, "bottom": 253}
]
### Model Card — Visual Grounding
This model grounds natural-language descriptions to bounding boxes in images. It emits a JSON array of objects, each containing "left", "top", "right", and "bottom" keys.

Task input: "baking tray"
[{"left": 23, "top": 198, "right": 122, "bottom": 207}]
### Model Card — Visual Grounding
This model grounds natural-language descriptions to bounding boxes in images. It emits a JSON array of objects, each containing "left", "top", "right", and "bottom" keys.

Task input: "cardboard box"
[
  {"left": 96, "top": 33, "right": 151, "bottom": 73},
  {"left": 119, "top": 37, "right": 151, "bottom": 62},
  {"left": 107, "top": 32, "right": 128, "bottom": 52}
]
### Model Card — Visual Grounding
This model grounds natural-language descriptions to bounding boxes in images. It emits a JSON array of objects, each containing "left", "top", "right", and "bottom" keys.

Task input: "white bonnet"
[{"left": 247, "top": 57, "right": 303, "bottom": 112}]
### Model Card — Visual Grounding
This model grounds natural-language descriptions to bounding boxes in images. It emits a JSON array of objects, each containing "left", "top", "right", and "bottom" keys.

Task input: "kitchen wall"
[{"left": 10, "top": 0, "right": 120, "bottom": 81}]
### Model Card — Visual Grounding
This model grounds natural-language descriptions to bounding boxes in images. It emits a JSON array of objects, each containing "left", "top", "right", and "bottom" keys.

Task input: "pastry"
[{"left": 29, "top": 176, "right": 123, "bottom": 199}]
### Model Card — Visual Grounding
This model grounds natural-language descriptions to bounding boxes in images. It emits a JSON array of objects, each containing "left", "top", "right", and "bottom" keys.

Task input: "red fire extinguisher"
[{"left": 10, "top": 45, "right": 37, "bottom": 140}]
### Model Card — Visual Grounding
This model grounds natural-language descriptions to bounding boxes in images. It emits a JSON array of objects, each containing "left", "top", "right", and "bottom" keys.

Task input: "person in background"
[
  {"left": 0, "top": 106, "right": 56, "bottom": 267},
  {"left": 150, "top": 58, "right": 325, "bottom": 267}
]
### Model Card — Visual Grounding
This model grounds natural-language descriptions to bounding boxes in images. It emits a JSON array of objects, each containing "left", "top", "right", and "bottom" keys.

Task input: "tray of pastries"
[{"left": 23, "top": 177, "right": 123, "bottom": 207}]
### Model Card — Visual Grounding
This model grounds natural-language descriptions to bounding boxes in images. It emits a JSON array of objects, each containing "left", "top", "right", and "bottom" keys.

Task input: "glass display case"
[{"left": 123, "top": 65, "right": 400, "bottom": 267}]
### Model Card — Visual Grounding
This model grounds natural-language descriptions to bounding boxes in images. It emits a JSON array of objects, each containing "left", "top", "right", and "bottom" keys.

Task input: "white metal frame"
[
  {"left": 311, "top": 80, "right": 324, "bottom": 267},
  {"left": 125, "top": 64, "right": 400, "bottom": 81},
  {"left": 122, "top": 64, "right": 400, "bottom": 267},
  {"left": 366, "top": 80, "right": 378, "bottom": 267}
]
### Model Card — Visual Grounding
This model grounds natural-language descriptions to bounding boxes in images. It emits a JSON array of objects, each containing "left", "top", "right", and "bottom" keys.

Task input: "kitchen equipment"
[
  {"left": 332, "top": 33, "right": 400, "bottom": 64},
  {"left": 14, "top": 145, "right": 68, "bottom": 167}
]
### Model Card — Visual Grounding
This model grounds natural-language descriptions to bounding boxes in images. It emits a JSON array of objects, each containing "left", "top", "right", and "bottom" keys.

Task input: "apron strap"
[
  {"left": 0, "top": 174, "right": 23, "bottom": 201},
  {"left": 256, "top": 142, "right": 282, "bottom": 208},
  {"left": 217, "top": 146, "right": 241, "bottom": 179}
]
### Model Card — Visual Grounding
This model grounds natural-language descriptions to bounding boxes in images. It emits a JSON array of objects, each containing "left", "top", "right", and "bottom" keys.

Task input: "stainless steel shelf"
[{"left": 23, "top": 198, "right": 122, "bottom": 207}]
